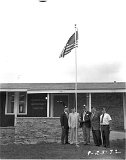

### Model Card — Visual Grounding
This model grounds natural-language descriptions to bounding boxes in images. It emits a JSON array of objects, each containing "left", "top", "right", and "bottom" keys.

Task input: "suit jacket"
[
  {"left": 68, "top": 112, "right": 79, "bottom": 128},
  {"left": 80, "top": 111, "right": 91, "bottom": 128},
  {"left": 91, "top": 111, "right": 101, "bottom": 130},
  {"left": 60, "top": 112, "right": 69, "bottom": 129}
]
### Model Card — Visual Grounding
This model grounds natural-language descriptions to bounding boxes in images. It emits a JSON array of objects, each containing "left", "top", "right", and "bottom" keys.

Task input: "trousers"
[
  {"left": 82, "top": 124, "right": 90, "bottom": 143},
  {"left": 92, "top": 129, "right": 102, "bottom": 146},
  {"left": 61, "top": 128, "right": 69, "bottom": 144},
  {"left": 101, "top": 125, "right": 110, "bottom": 147},
  {"left": 70, "top": 128, "right": 77, "bottom": 143}
]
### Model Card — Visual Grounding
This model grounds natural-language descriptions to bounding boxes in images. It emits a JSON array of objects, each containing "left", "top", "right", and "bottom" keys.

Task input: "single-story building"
[{"left": 0, "top": 82, "right": 125, "bottom": 144}]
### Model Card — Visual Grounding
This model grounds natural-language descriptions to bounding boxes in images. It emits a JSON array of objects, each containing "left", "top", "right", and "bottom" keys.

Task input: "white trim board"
[
  {"left": 0, "top": 89, "right": 27, "bottom": 92},
  {"left": 27, "top": 89, "right": 126, "bottom": 93}
]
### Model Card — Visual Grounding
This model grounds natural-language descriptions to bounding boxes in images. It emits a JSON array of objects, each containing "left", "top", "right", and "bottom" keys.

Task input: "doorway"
[{"left": 53, "top": 94, "right": 68, "bottom": 117}]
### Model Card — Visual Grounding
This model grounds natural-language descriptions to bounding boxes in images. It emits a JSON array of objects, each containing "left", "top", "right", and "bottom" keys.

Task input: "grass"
[{"left": 0, "top": 139, "right": 125, "bottom": 159}]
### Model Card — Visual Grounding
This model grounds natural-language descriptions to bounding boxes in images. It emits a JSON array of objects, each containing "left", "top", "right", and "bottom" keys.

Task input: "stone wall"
[
  {"left": 15, "top": 117, "right": 62, "bottom": 144},
  {"left": 15, "top": 117, "right": 84, "bottom": 144},
  {"left": 0, "top": 127, "right": 15, "bottom": 144}
]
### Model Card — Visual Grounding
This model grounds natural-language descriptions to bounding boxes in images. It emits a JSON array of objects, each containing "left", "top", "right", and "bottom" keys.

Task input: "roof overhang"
[
  {"left": 0, "top": 89, "right": 27, "bottom": 92},
  {"left": 0, "top": 82, "right": 125, "bottom": 93},
  {"left": 27, "top": 89, "right": 126, "bottom": 93}
]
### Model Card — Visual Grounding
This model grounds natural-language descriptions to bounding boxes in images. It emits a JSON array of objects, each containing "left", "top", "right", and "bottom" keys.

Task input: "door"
[{"left": 53, "top": 94, "right": 68, "bottom": 117}]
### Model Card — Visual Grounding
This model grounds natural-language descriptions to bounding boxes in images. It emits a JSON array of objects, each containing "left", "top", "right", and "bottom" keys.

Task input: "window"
[
  {"left": 18, "top": 92, "right": 27, "bottom": 114},
  {"left": 27, "top": 93, "right": 47, "bottom": 117},
  {"left": 5, "top": 92, "right": 27, "bottom": 115},
  {"left": 6, "top": 92, "right": 15, "bottom": 114}
]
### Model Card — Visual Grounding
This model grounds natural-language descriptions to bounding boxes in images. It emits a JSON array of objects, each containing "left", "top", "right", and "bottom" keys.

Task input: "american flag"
[{"left": 59, "top": 30, "right": 78, "bottom": 58}]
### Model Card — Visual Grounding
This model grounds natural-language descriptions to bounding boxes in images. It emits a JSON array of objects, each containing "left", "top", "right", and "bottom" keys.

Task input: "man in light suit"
[
  {"left": 60, "top": 106, "right": 69, "bottom": 144},
  {"left": 91, "top": 107, "right": 102, "bottom": 146},
  {"left": 68, "top": 108, "right": 79, "bottom": 144},
  {"left": 80, "top": 104, "right": 91, "bottom": 145}
]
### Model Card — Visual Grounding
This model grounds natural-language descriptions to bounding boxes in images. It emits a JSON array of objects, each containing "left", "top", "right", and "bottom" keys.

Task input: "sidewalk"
[
  {"left": 110, "top": 131, "right": 125, "bottom": 140},
  {"left": 78, "top": 129, "right": 125, "bottom": 143}
]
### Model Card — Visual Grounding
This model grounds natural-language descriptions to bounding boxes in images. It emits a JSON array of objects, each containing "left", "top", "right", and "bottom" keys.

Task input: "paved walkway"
[
  {"left": 110, "top": 131, "right": 125, "bottom": 140},
  {"left": 79, "top": 130, "right": 125, "bottom": 143}
]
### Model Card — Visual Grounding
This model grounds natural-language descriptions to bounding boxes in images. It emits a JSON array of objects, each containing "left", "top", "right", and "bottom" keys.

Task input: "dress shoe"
[
  {"left": 84, "top": 142, "right": 87, "bottom": 145},
  {"left": 84, "top": 143, "right": 87, "bottom": 145},
  {"left": 86, "top": 142, "right": 90, "bottom": 145},
  {"left": 96, "top": 144, "right": 101, "bottom": 147}
]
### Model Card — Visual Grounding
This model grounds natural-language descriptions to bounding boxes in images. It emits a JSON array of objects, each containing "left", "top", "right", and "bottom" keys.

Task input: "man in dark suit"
[
  {"left": 91, "top": 107, "right": 102, "bottom": 146},
  {"left": 80, "top": 104, "right": 91, "bottom": 145},
  {"left": 60, "top": 106, "right": 69, "bottom": 144}
]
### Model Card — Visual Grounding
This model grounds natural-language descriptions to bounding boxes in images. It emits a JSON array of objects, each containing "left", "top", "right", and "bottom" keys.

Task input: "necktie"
[
  {"left": 101, "top": 114, "right": 104, "bottom": 123},
  {"left": 66, "top": 113, "right": 68, "bottom": 119},
  {"left": 91, "top": 113, "right": 94, "bottom": 119},
  {"left": 83, "top": 112, "right": 86, "bottom": 121}
]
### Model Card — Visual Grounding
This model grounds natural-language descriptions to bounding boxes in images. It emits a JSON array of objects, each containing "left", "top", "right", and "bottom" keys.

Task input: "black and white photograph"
[{"left": 0, "top": 0, "right": 126, "bottom": 159}]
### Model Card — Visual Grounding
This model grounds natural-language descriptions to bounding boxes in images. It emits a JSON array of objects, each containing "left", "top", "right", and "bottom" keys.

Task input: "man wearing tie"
[
  {"left": 100, "top": 108, "right": 112, "bottom": 148},
  {"left": 80, "top": 104, "right": 91, "bottom": 145},
  {"left": 60, "top": 106, "right": 69, "bottom": 144}
]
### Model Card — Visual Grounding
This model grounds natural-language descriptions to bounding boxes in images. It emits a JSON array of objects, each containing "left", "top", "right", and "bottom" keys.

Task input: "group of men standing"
[{"left": 60, "top": 105, "right": 112, "bottom": 148}]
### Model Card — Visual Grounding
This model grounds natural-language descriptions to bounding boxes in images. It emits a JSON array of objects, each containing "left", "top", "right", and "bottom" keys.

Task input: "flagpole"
[
  {"left": 59, "top": 25, "right": 79, "bottom": 146},
  {"left": 75, "top": 24, "right": 78, "bottom": 146}
]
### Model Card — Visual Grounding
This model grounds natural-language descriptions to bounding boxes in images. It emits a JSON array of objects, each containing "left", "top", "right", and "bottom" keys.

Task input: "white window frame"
[
  {"left": 5, "top": 91, "right": 27, "bottom": 115},
  {"left": 17, "top": 92, "right": 27, "bottom": 115},
  {"left": 5, "top": 92, "right": 15, "bottom": 115},
  {"left": 47, "top": 93, "right": 49, "bottom": 117}
]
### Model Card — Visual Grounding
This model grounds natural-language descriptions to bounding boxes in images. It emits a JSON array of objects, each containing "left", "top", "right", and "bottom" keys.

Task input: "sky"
[{"left": 0, "top": 0, "right": 126, "bottom": 83}]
